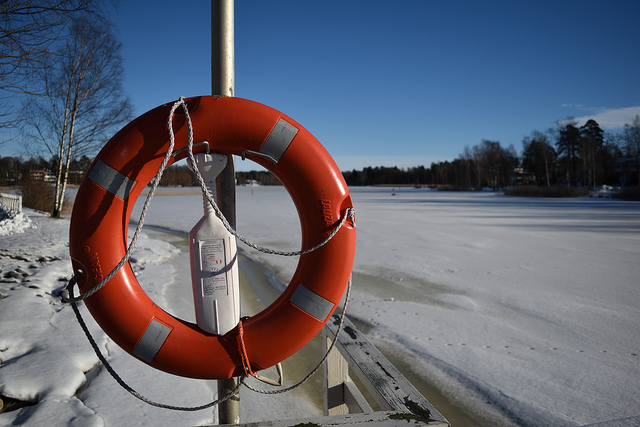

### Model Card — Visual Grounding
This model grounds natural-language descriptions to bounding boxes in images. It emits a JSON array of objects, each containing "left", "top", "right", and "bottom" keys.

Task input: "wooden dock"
[{"left": 227, "top": 316, "right": 449, "bottom": 426}]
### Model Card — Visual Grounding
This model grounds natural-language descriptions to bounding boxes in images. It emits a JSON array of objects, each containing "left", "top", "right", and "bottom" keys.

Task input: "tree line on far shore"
[
  {"left": 140, "top": 115, "right": 640, "bottom": 194},
  {"left": 3, "top": 113, "right": 640, "bottom": 215},
  {"left": 2, "top": 115, "right": 639, "bottom": 191},
  {"left": 344, "top": 117, "right": 640, "bottom": 193}
]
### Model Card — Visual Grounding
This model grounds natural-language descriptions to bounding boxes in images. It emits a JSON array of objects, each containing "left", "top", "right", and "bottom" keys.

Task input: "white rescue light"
[{"left": 189, "top": 153, "right": 240, "bottom": 335}]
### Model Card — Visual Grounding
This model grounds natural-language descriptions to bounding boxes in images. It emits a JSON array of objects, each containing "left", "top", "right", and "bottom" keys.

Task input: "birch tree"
[
  {"left": 22, "top": 16, "right": 132, "bottom": 217},
  {"left": 623, "top": 115, "right": 640, "bottom": 186},
  {"left": 0, "top": 0, "right": 102, "bottom": 130},
  {"left": 522, "top": 130, "right": 556, "bottom": 187}
]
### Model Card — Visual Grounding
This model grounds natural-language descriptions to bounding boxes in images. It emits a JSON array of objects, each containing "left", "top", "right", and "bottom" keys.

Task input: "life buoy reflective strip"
[{"left": 69, "top": 96, "right": 356, "bottom": 380}]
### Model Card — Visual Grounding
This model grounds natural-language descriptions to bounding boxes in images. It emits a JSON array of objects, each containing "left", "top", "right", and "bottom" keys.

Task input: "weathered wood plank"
[
  {"left": 344, "top": 379, "right": 373, "bottom": 414},
  {"left": 323, "top": 315, "right": 449, "bottom": 426},
  {"left": 230, "top": 410, "right": 448, "bottom": 426},
  {"left": 224, "top": 315, "right": 449, "bottom": 426},
  {"left": 323, "top": 334, "right": 349, "bottom": 415}
]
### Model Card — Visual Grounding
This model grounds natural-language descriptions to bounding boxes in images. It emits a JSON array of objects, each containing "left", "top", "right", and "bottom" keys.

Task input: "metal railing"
[{"left": 0, "top": 193, "right": 22, "bottom": 214}]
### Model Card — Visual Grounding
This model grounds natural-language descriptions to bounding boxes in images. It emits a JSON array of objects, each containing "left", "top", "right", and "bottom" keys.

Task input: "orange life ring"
[{"left": 69, "top": 96, "right": 356, "bottom": 380}]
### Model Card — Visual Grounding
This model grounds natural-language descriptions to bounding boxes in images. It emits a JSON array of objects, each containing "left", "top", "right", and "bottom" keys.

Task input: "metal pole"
[{"left": 212, "top": 0, "right": 240, "bottom": 424}]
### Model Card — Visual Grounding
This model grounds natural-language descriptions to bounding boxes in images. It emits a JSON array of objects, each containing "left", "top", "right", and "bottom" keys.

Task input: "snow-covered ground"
[{"left": 1, "top": 185, "right": 639, "bottom": 426}]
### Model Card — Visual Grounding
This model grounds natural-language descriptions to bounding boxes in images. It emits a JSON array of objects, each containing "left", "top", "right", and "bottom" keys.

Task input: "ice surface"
[{"left": 1, "top": 186, "right": 639, "bottom": 426}]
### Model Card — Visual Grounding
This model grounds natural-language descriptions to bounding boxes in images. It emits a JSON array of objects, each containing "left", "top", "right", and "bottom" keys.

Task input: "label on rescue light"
[{"left": 199, "top": 239, "right": 228, "bottom": 296}]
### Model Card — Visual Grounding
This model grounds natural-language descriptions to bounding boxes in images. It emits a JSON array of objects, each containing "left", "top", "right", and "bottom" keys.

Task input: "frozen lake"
[
  {"left": 129, "top": 185, "right": 640, "bottom": 426},
  {"left": 1, "top": 185, "right": 639, "bottom": 426}
]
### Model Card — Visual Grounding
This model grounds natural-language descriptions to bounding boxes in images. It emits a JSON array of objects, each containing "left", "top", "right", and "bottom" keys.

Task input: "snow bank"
[
  {"left": 0, "top": 209, "right": 33, "bottom": 236},
  {"left": 0, "top": 207, "right": 319, "bottom": 426},
  {"left": 0, "top": 211, "right": 221, "bottom": 426}
]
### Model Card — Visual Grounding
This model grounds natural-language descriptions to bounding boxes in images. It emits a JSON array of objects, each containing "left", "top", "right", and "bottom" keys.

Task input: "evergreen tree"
[
  {"left": 580, "top": 119, "right": 604, "bottom": 190},
  {"left": 555, "top": 123, "right": 581, "bottom": 186}
]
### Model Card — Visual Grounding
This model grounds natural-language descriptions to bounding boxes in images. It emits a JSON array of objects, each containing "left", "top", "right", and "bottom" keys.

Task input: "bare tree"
[
  {"left": 479, "top": 141, "right": 499, "bottom": 188},
  {"left": 0, "top": 0, "right": 105, "bottom": 130},
  {"left": 622, "top": 115, "right": 640, "bottom": 186},
  {"left": 22, "top": 16, "right": 132, "bottom": 217},
  {"left": 522, "top": 130, "right": 556, "bottom": 187}
]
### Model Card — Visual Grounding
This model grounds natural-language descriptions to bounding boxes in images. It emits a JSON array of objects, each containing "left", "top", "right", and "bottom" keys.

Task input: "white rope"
[
  {"left": 183, "top": 123, "right": 355, "bottom": 256},
  {"left": 62, "top": 97, "right": 189, "bottom": 303},
  {"left": 66, "top": 271, "right": 243, "bottom": 411}
]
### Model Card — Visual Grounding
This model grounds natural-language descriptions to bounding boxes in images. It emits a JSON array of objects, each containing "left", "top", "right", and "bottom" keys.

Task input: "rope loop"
[
  {"left": 60, "top": 269, "right": 83, "bottom": 303},
  {"left": 64, "top": 97, "right": 191, "bottom": 303},
  {"left": 66, "top": 268, "right": 243, "bottom": 411},
  {"left": 237, "top": 317, "right": 257, "bottom": 378}
]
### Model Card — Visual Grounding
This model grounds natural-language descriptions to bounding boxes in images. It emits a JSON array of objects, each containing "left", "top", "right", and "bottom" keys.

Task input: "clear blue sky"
[{"left": 4, "top": 1, "right": 640, "bottom": 172}]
